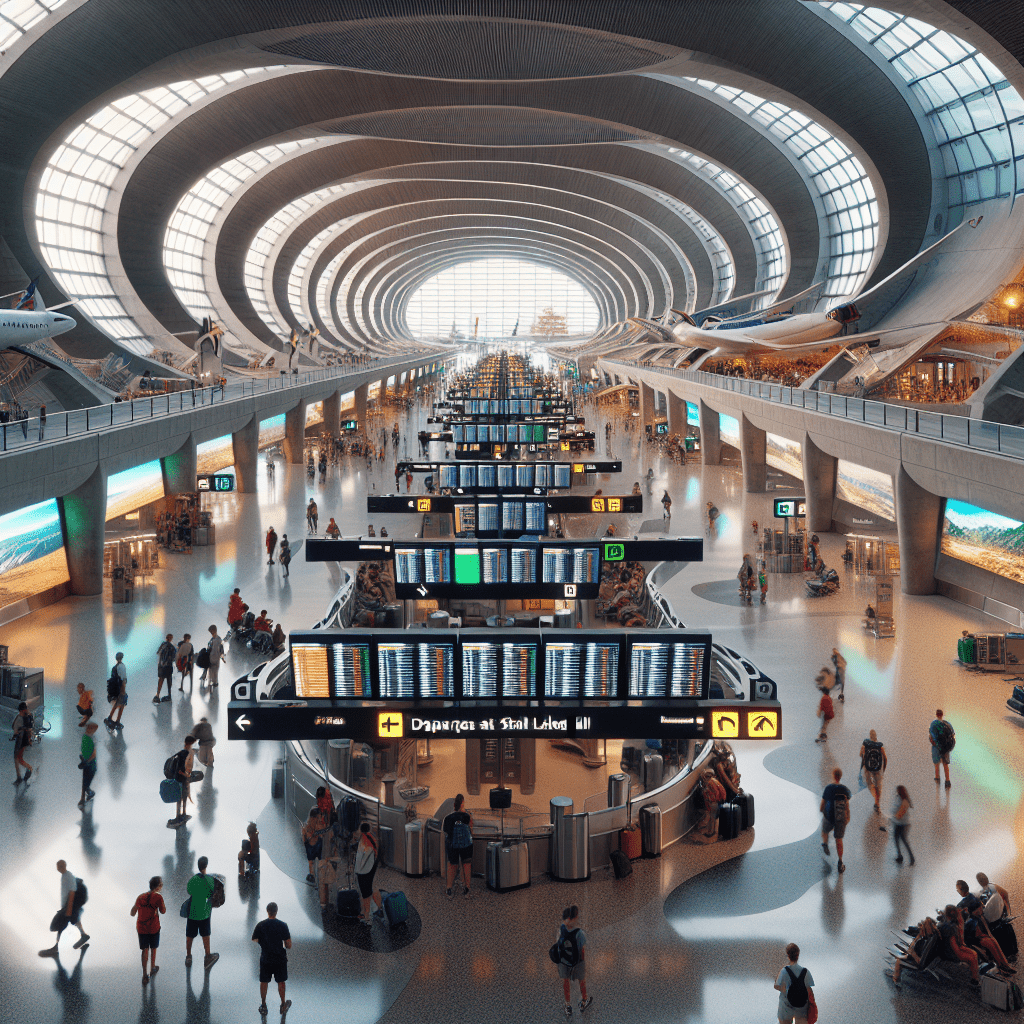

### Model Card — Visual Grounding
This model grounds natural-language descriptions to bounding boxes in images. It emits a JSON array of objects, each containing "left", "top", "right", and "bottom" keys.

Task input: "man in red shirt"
[
  {"left": 130, "top": 876, "right": 166, "bottom": 983},
  {"left": 254, "top": 610, "right": 272, "bottom": 634}
]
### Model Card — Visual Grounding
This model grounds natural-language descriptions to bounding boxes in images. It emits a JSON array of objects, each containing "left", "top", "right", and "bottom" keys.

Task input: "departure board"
[
  {"left": 395, "top": 548, "right": 424, "bottom": 583},
  {"left": 670, "top": 644, "right": 705, "bottom": 698},
  {"left": 502, "top": 642, "right": 537, "bottom": 697},
  {"left": 573, "top": 547, "right": 599, "bottom": 583},
  {"left": 462, "top": 642, "right": 498, "bottom": 697},
  {"left": 510, "top": 547, "right": 536, "bottom": 582},
  {"left": 584, "top": 643, "right": 620, "bottom": 697},
  {"left": 478, "top": 464, "right": 497, "bottom": 488},
  {"left": 453, "top": 424, "right": 464, "bottom": 442},
  {"left": 554, "top": 464, "right": 572, "bottom": 488},
  {"left": 503, "top": 501, "right": 524, "bottom": 532},
  {"left": 497, "top": 464, "right": 515, "bottom": 488},
  {"left": 545, "top": 642, "right": 581, "bottom": 698},
  {"left": 439, "top": 465, "right": 458, "bottom": 489},
  {"left": 477, "top": 502, "right": 499, "bottom": 532},
  {"left": 516, "top": 464, "right": 534, "bottom": 487},
  {"left": 481, "top": 547, "right": 508, "bottom": 582},
  {"left": 535, "top": 464, "right": 553, "bottom": 488},
  {"left": 331, "top": 643, "right": 371, "bottom": 697},
  {"left": 292, "top": 643, "right": 330, "bottom": 698},
  {"left": 378, "top": 643, "right": 416, "bottom": 699},
  {"left": 453, "top": 547, "right": 481, "bottom": 585},
  {"left": 419, "top": 642, "right": 455, "bottom": 698},
  {"left": 453, "top": 503, "right": 476, "bottom": 533},
  {"left": 542, "top": 547, "right": 572, "bottom": 583},
  {"left": 459, "top": 464, "right": 477, "bottom": 488},
  {"left": 423, "top": 547, "right": 451, "bottom": 583},
  {"left": 525, "top": 501, "right": 546, "bottom": 533}
]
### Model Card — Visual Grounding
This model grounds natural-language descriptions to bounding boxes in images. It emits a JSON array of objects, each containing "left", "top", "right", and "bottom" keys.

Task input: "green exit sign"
[{"left": 604, "top": 543, "right": 625, "bottom": 562}]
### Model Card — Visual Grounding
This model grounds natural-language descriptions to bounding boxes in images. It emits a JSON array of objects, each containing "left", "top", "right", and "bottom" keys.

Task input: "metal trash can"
[
  {"left": 643, "top": 753, "right": 664, "bottom": 792},
  {"left": 550, "top": 797, "right": 590, "bottom": 881},
  {"left": 639, "top": 803, "right": 663, "bottom": 857},
  {"left": 404, "top": 820, "right": 425, "bottom": 877},
  {"left": 607, "top": 773, "right": 630, "bottom": 808},
  {"left": 382, "top": 773, "right": 398, "bottom": 806}
]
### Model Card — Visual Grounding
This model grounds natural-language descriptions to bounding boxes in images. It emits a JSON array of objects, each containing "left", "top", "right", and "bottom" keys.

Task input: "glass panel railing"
[
  {"left": 846, "top": 397, "right": 864, "bottom": 420},
  {"left": 918, "top": 411, "right": 943, "bottom": 438},
  {"left": 864, "top": 401, "right": 885, "bottom": 426},
  {"left": 968, "top": 418, "right": 1000, "bottom": 452},
  {"left": 1000, "top": 425, "right": 1024, "bottom": 458},
  {"left": 883, "top": 405, "right": 907, "bottom": 430},
  {"left": 942, "top": 416, "right": 969, "bottom": 445},
  {"left": 831, "top": 395, "right": 847, "bottom": 416}
]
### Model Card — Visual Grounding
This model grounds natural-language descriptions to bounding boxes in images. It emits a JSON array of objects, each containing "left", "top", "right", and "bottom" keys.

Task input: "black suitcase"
[
  {"left": 735, "top": 792, "right": 755, "bottom": 830},
  {"left": 992, "top": 919, "right": 1018, "bottom": 958},
  {"left": 610, "top": 849, "right": 633, "bottom": 879},
  {"left": 336, "top": 888, "right": 361, "bottom": 919},
  {"left": 718, "top": 802, "right": 741, "bottom": 841}
]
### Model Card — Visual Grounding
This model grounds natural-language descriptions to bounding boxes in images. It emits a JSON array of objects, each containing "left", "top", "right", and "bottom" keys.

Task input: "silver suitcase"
[
  {"left": 643, "top": 753, "right": 664, "bottom": 791},
  {"left": 486, "top": 840, "right": 530, "bottom": 892}
]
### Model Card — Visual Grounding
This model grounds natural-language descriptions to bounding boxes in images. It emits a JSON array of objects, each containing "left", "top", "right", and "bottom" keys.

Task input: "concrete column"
[
  {"left": 801, "top": 433, "right": 837, "bottom": 533},
  {"left": 323, "top": 390, "right": 341, "bottom": 436},
  {"left": 160, "top": 434, "right": 197, "bottom": 496},
  {"left": 354, "top": 383, "right": 368, "bottom": 427},
  {"left": 57, "top": 466, "right": 107, "bottom": 596},
  {"left": 699, "top": 399, "right": 722, "bottom": 466},
  {"left": 231, "top": 415, "right": 259, "bottom": 493},
  {"left": 283, "top": 400, "right": 308, "bottom": 464},
  {"left": 895, "top": 466, "right": 943, "bottom": 595},
  {"left": 666, "top": 390, "right": 687, "bottom": 434},
  {"left": 639, "top": 380, "right": 656, "bottom": 427},
  {"left": 740, "top": 414, "right": 767, "bottom": 493}
]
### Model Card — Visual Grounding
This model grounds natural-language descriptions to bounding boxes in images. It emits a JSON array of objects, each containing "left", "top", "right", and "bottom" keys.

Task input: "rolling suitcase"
[
  {"left": 992, "top": 919, "right": 1019, "bottom": 958},
  {"left": 643, "top": 753, "right": 664, "bottom": 791},
  {"left": 336, "top": 886, "right": 361, "bottom": 919},
  {"left": 382, "top": 889, "right": 409, "bottom": 929},
  {"left": 1008, "top": 687, "right": 1024, "bottom": 717},
  {"left": 718, "top": 801, "right": 742, "bottom": 841},
  {"left": 486, "top": 840, "right": 531, "bottom": 892},
  {"left": 610, "top": 849, "right": 632, "bottom": 879},
  {"left": 619, "top": 823, "right": 642, "bottom": 860},
  {"left": 342, "top": 796, "right": 361, "bottom": 834},
  {"left": 980, "top": 972, "right": 1023, "bottom": 1011},
  {"left": 957, "top": 636, "right": 976, "bottom": 664},
  {"left": 734, "top": 792, "right": 755, "bottom": 830}
]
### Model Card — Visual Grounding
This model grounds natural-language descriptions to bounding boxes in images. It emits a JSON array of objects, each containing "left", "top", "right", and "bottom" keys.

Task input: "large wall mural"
[{"left": 942, "top": 500, "right": 1024, "bottom": 586}]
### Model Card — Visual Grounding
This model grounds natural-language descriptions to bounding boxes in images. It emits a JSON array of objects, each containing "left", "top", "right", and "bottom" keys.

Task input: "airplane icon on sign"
[{"left": 378, "top": 712, "right": 403, "bottom": 737}]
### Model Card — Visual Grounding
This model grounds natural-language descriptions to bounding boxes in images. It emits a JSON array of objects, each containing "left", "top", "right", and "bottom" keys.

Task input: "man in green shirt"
[
  {"left": 78, "top": 722, "right": 98, "bottom": 808},
  {"left": 185, "top": 856, "right": 219, "bottom": 969}
]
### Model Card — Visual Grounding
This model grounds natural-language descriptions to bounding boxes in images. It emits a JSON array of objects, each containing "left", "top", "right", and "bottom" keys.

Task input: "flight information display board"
[
  {"left": 397, "top": 460, "right": 623, "bottom": 487},
  {"left": 367, "top": 494, "right": 643, "bottom": 520}
]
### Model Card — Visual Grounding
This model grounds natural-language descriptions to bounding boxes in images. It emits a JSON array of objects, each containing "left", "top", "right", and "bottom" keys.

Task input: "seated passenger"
[
  {"left": 699, "top": 768, "right": 727, "bottom": 840},
  {"left": 326, "top": 518, "right": 341, "bottom": 539},
  {"left": 957, "top": 881, "right": 1014, "bottom": 971},
  {"left": 976, "top": 873, "right": 1011, "bottom": 921},
  {"left": 271, "top": 623, "right": 286, "bottom": 650},
  {"left": 712, "top": 744, "right": 743, "bottom": 797},
  {"left": 239, "top": 606, "right": 255, "bottom": 631},
  {"left": 254, "top": 610, "right": 273, "bottom": 634},
  {"left": 886, "top": 917, "right": 939, "bottom": 987},
  {"left": 939, "top": 905, "right": 980, "bottom": 985},
  {"left": 228, "top": 588, "right": 244, "bottom": 627}
]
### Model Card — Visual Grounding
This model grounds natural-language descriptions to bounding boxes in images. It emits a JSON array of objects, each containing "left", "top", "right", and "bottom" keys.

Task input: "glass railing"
[{"left": 606, "top": 360, "right": 1024, "bottom": 459}]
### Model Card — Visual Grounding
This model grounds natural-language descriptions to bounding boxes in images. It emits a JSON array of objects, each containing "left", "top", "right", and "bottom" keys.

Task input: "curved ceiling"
[{"left": 0, "top": 0, "right": 1021, "bottom": 360}]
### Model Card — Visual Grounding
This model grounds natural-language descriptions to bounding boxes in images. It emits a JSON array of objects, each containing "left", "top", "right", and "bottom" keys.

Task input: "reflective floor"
[{"left": 1, "top": 398, "right": 1021, "bottom": 1024}]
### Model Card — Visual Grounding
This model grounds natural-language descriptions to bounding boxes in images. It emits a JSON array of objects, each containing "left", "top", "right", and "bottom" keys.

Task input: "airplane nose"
[{"left": 53, "top": 315, "right": 76, "bottom": 326}]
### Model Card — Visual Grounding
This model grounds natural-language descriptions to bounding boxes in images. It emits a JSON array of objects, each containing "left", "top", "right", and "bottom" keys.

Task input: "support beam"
[
  {"left": 639, "top": 381, "right": 656, "bottom": 428},
  {"left": 57, "top": 466, "right": 107, "bottom": 596},
  {"left": 354, "top": 383, "right": 368, "bottom": 428},
  {"left": 699, "top": 399, "right": 722, "bottom": 466},
  {"left": 323, "top": 391, "right": 341, "bottom": 436},
  {"left": 802, "top": 433, "right": 837, "bottom": 533},
  {"left": 231, "top": 415, "right": 259, "bottom": 493},
  {"left": 895, "top": 467, "right": 943, "bottom": 595},
  {"left": 284, "top": 401, "right": 308, "bottom": 464},
  {"left": 666, "top": 391, "right": 687, "bottom": 434},
  {"left": 160, "top": 433, "right": 197, "bottom": 496},
  {"left": 740, "top": 414, "right": 767, "bottom": 493}
]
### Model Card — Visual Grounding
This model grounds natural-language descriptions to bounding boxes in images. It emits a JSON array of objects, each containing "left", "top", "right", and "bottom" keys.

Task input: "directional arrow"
[
  {"left": 408, "top": 501, "right": 415, "bottom": 508},
  {"left": 417, "top": 584, "right": 428, "bottom": 596},
  {"left": 236, "top": 715, "right": 251, "bottom": 732}
]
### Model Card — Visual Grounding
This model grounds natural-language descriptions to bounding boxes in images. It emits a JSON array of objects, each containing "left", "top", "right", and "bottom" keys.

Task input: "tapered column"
[
  {"left": 57, "top": 466, "right": 107, "bottom": 596},
  {"left": 231, "top": 415, "right": 259, "bottom": 493},
  {"left": 801, "top": 433, "right": 837, "bottom": 533},
  {"left": 160, "top": 434, "right": 197, "bottom": 496},
  {"left": 283, "top": 400, "right": 307, "bottom": 464},
  {"left": 354, "top": 383, "right": 368, "bottom": 428},
  {"left": 639, "top": 381, "right": 656, "bottom": 428},
  {"left": 699, "top": 399, "right": 722, "bottom": 466},
  {"left": 323, "top": 391, "right": 341, "bottom": 436},
  {"left": 667, "top": 391, "right": 687, "bottom": 434},
  {"left": 740, "top": 414, "right": 767, "bottom": 493},
  {"left": 895, "top": 466, "right": 942, "bottom": 595}
]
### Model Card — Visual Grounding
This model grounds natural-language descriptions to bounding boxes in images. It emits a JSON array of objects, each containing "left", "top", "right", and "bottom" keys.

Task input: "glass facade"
[{"left": 0, "top": 0, "right": 67, "bottom": 52}]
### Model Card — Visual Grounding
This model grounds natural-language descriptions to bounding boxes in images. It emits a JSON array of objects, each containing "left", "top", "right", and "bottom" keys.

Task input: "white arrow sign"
[
  {"left": 236, "top": 715, "right": 252, "bottom": 732},
  {"left": 417, "top": 584, "right": 428, "bottom": 596}
]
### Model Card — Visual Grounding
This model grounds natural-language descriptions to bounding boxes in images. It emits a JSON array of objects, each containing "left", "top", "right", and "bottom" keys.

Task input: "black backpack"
[
  {"left": 936, "top": 720, "right": 956, "bottom": 754},
  {"left": 106, "top": 667, "right": 120, "bottom": 702},
  {"left": 785, "top": 967, "right": 808, "bottom": 1007},
  {"left": 163, "top": 751, "right": 185, "bottom": 780},
  {"left": 863, "top": 740, "right": 883, "bottom": 773},
  {"left": 829, "top": 789, "right": 850, "bottom": 824},
  {"left": 558, "top": 927, "right": 582, "bottom": 967}
]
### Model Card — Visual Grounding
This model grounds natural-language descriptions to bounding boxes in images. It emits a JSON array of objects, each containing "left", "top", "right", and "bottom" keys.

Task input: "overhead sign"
[
  {"left": 711, "top": 709, "right": 740, "bottom": 738},
  {"left": 196, "top": 473, "right": 234, "bottom": 492},
  {"left": 773, "top": 497, "right": 807, "bottom": 518}
]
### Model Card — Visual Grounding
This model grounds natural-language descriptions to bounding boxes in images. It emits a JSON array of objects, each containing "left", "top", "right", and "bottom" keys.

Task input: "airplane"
[{"left": 0, "top": 280, "right": 76, "bottom": 351}]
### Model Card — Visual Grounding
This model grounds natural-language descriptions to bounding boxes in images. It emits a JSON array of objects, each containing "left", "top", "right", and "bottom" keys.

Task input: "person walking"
[
  {"left": 39, "top": 860, "right": 89, "bottom": 957},
  {"left": 38, "top": 403, "right": 46, "bottom": 441},
  {"left": 442, "top": 793, "right": 474, "bottom": 899},
  {"left": 279, "top": 535, "right": 291, "bottom": 578},
  {"left": 661, "top": 490, "right": 672, "bottom": 520},
  {"left": 193, "top": 716, "right": 215, "bottom": 767},
  {"left": 814, "top": 684, "right": 835, "bottom": 744},
  {"left": 253, "top": 902, "right": 292, "bottom": 1015},
  {"left": 176, "top": 634, "right": 194, "bottom": 691},
  {"left": 12, "top": 699, "right": 33, "bottom": 784},
  {"left": 930, "top": 708, "right": 955, "bottom": 787},
  {"left": 890, "top": 785, "right": 915, "bottom": 865},
  {"left": 859, "top": 729, "right": 887, "bottom": 812},
  {"left": 154, "top": 634, "right": 175, "bottom": 704},
  {"left": 831, "top": 648, "right": 847, "bottom": 702},
  {"left": 78, "top": 722, "right": 98, "bottom": 808},
  {"left": 130, "top": 876, "right": 166, "bottom": 984},
  {"left": 706, "top": 502, "right": 720, "bottom": 534},
  {"left": 300, "top": 807, "right": 326, "bottom": 885},
  {"left": 355, "top": 822, "right": 383, "bottom": 925},
  {"left": 204, "top": 625, "right": 225, "bottom": 688},
  {"left": 820, "top": 767, "right": 851, "bottom": 873},
  {"left": 306, "top": 499, "right": 318, "bottom": 534},
  {"left": 774, "top": 942, "right": 815, "bottom": 1024},
  {"left": 168, "top": 735, "right": 196, "bottom": 828},
  {"left": 105, "top": 652, "right": 127, "bottom": 729},
  {"left": 75, "top": 682, "right": 94, "bottom": 726},
  {"left": 554, "top": 905, "right": 593, "bottom": 1017},
  {"left": 184, "top": 856, "right": 219, "bottom": 970},
  {"left": 265, "top": 526, "right": 278, "bottom": 565},
  {"left": 645, "top": 467, "right": 654, "bottom": 495}
]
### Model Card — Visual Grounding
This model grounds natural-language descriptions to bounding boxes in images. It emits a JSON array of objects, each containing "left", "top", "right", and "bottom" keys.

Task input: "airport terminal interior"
[{"left": 2, "top": 3, "right": 1024, "bottom": 1023}]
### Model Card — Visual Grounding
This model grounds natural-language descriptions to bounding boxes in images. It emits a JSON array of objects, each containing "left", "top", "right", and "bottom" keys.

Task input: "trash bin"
[
  {"left": 550, "top": 797, "right": 590, "bottom": 881},
  {"left": 639, "top": 803, "right": 663, "bottom": 857},
  {"left": 404, "top": 820, "right": 425, "bottom": 877},
  {"left": 607, "top": 773, "right": 630, "bottom": 808},
  {"left": 382, "top": 773, "right": 398, "bottom": 806}
]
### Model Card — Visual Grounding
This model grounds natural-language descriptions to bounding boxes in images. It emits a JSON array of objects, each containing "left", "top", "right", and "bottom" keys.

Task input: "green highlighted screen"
[{"left": 454, "top": 548, "right": 481, "bottom": 585}]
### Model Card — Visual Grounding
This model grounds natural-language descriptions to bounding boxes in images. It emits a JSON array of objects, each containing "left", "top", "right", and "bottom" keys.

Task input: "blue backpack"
[{"left": 451, "top": 817, "right": 472, "bottom": 848}]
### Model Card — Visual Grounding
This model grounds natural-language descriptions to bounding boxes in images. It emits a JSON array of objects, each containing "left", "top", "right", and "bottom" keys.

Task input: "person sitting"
[
  {"left": 886, "top": 917, "right": 939, "bottom": 987},
  {"left": 976, "top": 872, "right": 1012, "bottom": 922},
  {"left": 239, "top": 605, "right": 255, "bottom": 632},
  {"left": 238, "top": 823, "right": 260, "bottom": 876},
  {"left": 938, "top": 905, "right": 981, "bottom": 986},
  {"left": 228, "top": 588, "right": 244, "bottom": 628},
  {"left": 379, "top": 527, "right": 388, "bottom": 538},
  {"left": 712, "top": 744, "right": 743, "bottom": 797},
  {"left": 367, "top": 524, "right": 375, "bottom": 536},
  {"left": 956, "top": 881, "right": 1014, "bottom": 971},
  {"left": 699, "top": 768, "right": 727, "bottom": 839},
  {"left": 271, "top": 623, "right": 286, "bottom": 650},
  {"left": 254, "top": 610, "right": 273, "bottom": 634},
  {"left": 326, "top": 518, "right": 341, "bottom": 539}
]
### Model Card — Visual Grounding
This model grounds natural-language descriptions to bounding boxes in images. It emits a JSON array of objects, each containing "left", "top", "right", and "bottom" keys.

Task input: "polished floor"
[{"left": 1, "top": 397, "right": 1021, "bottom": 1024}]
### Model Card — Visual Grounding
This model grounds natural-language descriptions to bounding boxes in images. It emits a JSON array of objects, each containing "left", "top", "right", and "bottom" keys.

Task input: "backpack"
[
  {"left": 709, "top": 506, "right": 719, "bottom": 520},
  {"left": 195, "top": 647, "right": 210, "bottom": 669},
  {"left": 210, "top": 877, "right": 225, "bottom": 909},
  {"left": 136, "top": 892, "right": 159, "bottom": 928},
  {"left": 820, "top": 694, "right": 834, "bottom": 721},
  {"left": 785, "top": 967, "right": 808, "bottom": 1008},
  {"left": 558, "top": 926, "right": 582, "bottom": 967},
  {"left": 830, "top": 788, "right": 850, "bottom": 825},
  {"left": 164, "top": 750, "right": 185, "bottom": 780},
  {"left": 451, "top": 818, "right": 472, "bottom": 848},
  {"left": 106, "top": 668, "right": 120, "bottom": 702},
  {"left": 863, "top": 740, "right": 883, "bottom": 773},
  {"left": 936, "top": 720, "right": 956, "bottom": 754}
]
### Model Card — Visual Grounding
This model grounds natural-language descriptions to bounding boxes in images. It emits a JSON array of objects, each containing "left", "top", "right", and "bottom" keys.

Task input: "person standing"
[
  {"left": 130, "top": 876, "right": 166, "bottom": 984},
  {"left": 820, "top": 767, "right": 851, "bottom": 873},
  {"left": 154, "top": 634, "right": 176, "bottom": 703},
  {"left": 929, "top": 708, "right": 955, "bottom": 788},
  {"left": 306, "top": 499, "right": 318, "bottom": 534},
  {"left": 555, "top": 905, "right": 593, "bottom": 1017},
  {"left": 184, "top": 856, "right": 219, "bottom": 970},
  {"left": 265, "top": 526, "right": 278, "bottom": 565},
  {"left": 700, "top": 768, "right": 727, "bottom": 839},
  {"left": 661, "top": 490, "right": 672, "bottom": 519},
  {"left": 176, "top": 634, "right": 194, "bottom": 691},
  {"left": 774, "top": 942, "right": 814, "bottom": 1024},
  {"left": 39, "top": 860, "right": 89, "bottom": 956},
  {"left": 279, "top": 535, "right": 291, "bottom": 578},
  {"left": 168, "top": 735, "right": 196, "bottom": 828},
  {"left": 355, "top": 822, "right": 383, "bottom": 925},
  {"left": 75, "top": 683, "right": 94, "bottom": 726},
  {"left": 38, "top": 403, "right": 46, "bottom": 441},
  {"left": 890, "top": 785, "right": 915, "bottom": 865},
  {"left": 442, "top": 793, "right": 474, "bottom": 899},
  {"left": 11, "top": 699, "right": 33, "bottom": 784},
  {"left": 78, "top": 722, "right": 98, "bottom": 808},
  {"left": 300, "top": 807, "right": 326, "bottom": 885},
  {"left": 252, "top": 902, "right": 292, "bottom": 1016},
  {"left": 859, "top": 729, "right": 887, "bottom": 812},
  {"left": 204, "top": 625, "right": 225, "bottom": 688},
  {"left": 192, "top": 717, "right": 215, "bottom": 767},
  {"left": 105, "top": 652, "right": 127, "bottom": 729}
]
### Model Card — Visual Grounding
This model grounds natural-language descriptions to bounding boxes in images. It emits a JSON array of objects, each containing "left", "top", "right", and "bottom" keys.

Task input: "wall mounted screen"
[
  {"left": 942, "top": 500, "right": 1024, "bottom": 585},
  {"left": 767, "top": 433, "right": 802, "bottom": 480},
  {"left": 836, "top": 460, "right": 894, "bottom": 522}
]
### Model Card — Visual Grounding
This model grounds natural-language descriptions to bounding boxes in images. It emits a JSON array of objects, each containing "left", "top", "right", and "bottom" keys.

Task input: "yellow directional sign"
[
  {"left": 417, "top": 498, "right": 431, "bottom": 512},
  {"left": 747, "top": 710, "right": 778, "bottom": 738},
  {"left": 378, "top": 712, "right": 403, "bottom": 738},
  {"left": 711, "top": 710, "right": 740, "bottom": 738}
]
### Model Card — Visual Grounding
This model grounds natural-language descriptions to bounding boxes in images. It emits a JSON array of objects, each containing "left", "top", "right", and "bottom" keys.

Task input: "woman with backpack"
[
  {"left": 774, "top": 942, "right": 815, "bottom": 1023},
  {"left": 130, "top": 876, "right": 166, "bottom": 983},
  {"left": 355, "top": 822, "right": 383, "bottom": 925}
]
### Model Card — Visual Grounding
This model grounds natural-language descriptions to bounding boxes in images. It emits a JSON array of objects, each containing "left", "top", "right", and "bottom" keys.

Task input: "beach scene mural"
[
  {"left": 942, "top": 500, "right": 1024, "bottom": 585},
  {"left": 767, "top": 433, "right": 802, "bottom": 480},
  {"left": 687, "top": 401, "right": 699, "bottom": 427},
  {"left": 836, "top": 460, "right": 895, "bottom": 522},
  {"left": 719, "top": 413, "right": 739, "bottom": 448},
  {"left": 0, "top": 500, "right": 69, "bottom": 608}
]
